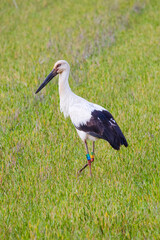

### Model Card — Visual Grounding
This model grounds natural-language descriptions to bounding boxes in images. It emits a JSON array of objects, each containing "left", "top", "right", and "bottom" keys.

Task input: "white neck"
[{"left": 58, "top": 69, "right": 74, "bottom": 118}]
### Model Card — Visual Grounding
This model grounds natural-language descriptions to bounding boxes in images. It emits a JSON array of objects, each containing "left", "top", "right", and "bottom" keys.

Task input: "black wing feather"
[{"left": 76, "top": 110, "right": 128, "bottom": 150}]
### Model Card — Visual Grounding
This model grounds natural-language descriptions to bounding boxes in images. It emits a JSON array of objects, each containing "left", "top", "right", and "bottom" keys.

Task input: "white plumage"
[{"left": 36, "top": 60, "right": 128, "bottom": 175}]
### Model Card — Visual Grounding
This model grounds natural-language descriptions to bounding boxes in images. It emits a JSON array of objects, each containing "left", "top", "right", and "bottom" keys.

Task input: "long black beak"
[{"left": 35, "top": 69, "right": 58, "bottom": 94}]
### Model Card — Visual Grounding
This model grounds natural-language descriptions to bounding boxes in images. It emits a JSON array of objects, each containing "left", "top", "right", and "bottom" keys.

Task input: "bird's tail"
[{"left": 103, "top": 126, "right": 128, "bottom": 150}]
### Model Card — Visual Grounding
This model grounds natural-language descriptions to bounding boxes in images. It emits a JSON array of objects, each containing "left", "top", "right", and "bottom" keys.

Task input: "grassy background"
[{"left": 1, "top": 0, "right": 160, "bottom": 239}]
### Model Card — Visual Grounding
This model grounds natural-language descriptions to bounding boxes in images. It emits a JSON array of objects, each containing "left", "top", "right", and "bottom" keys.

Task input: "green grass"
[{"left": 1, "top": 0, "right": 160, "bottom": 239}]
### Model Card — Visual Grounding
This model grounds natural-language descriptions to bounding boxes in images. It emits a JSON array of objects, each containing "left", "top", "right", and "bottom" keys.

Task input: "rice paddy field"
[{"left": 0, "top": 0, "right": 160, "bottom": 239}]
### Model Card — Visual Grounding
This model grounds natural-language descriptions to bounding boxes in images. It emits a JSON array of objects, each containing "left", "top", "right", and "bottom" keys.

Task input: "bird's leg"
[
  {"left": 91, "top": 141, "right": 95, "bottom": 163},
  {"left": 84, "top": 140, "right": 92, "bottom": 176},
  {"left": 78, "top": 140, "right": 92, "bottom": 175},
  {"left": 78, "top": 163, "right": 88, "bottom": 173}
]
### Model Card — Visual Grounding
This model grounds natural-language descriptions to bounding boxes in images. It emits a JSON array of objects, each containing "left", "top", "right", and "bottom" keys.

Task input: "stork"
[{"left": 35, "top": 60, "right": 128, "bottom": 176}]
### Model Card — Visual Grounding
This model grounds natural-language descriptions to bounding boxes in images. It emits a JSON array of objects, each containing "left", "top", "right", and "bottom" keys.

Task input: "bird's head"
[
  {"left": 54, "top": 60, "right": 70, "bottom": 74},
  {"left": 35, "top": 60, "right": 70, "bottom": 94}
]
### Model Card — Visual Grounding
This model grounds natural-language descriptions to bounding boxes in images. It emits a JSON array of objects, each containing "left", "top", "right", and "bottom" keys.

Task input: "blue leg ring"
[{"left": 86, "top": 154, "right": 91, "bottom": 161}]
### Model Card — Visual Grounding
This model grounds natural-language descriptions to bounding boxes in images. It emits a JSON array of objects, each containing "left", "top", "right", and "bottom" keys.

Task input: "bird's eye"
[{"left": 57, "top": 64, "right": 61, "bottom": 68}]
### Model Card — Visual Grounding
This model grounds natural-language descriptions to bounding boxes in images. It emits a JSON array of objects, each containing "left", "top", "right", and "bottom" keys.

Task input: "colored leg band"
[
  {"left": 91, "top": 152, "right": 94, "bottom": 158},
  {"left": 86, "top": 154, "right": 91, "bottom": 161},
  {"left": 91, "top": 152, "right": 94, "bottom": 162}
]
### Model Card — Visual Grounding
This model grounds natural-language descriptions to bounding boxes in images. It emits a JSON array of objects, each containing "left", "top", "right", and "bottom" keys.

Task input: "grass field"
[{"left": 1, "top": 0, "right": 160, "bottom": 239}]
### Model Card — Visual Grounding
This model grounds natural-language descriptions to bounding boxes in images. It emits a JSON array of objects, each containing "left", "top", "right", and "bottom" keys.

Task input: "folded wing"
[{"left": 75, "top": 109, "right": 128, "bottom": 150}]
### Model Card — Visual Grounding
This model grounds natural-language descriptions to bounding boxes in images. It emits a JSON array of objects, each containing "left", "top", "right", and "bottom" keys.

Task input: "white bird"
[{"left": 35, "top": 60, "right": 128, "bottom": 176}]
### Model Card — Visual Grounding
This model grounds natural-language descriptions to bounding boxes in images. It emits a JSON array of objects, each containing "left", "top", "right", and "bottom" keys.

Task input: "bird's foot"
[
  {"left": 78, "top": 159, "right": 94, "bottom": 175},
  {"left": 78, "top": 163, "right": 88, "bottom": 174}
]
